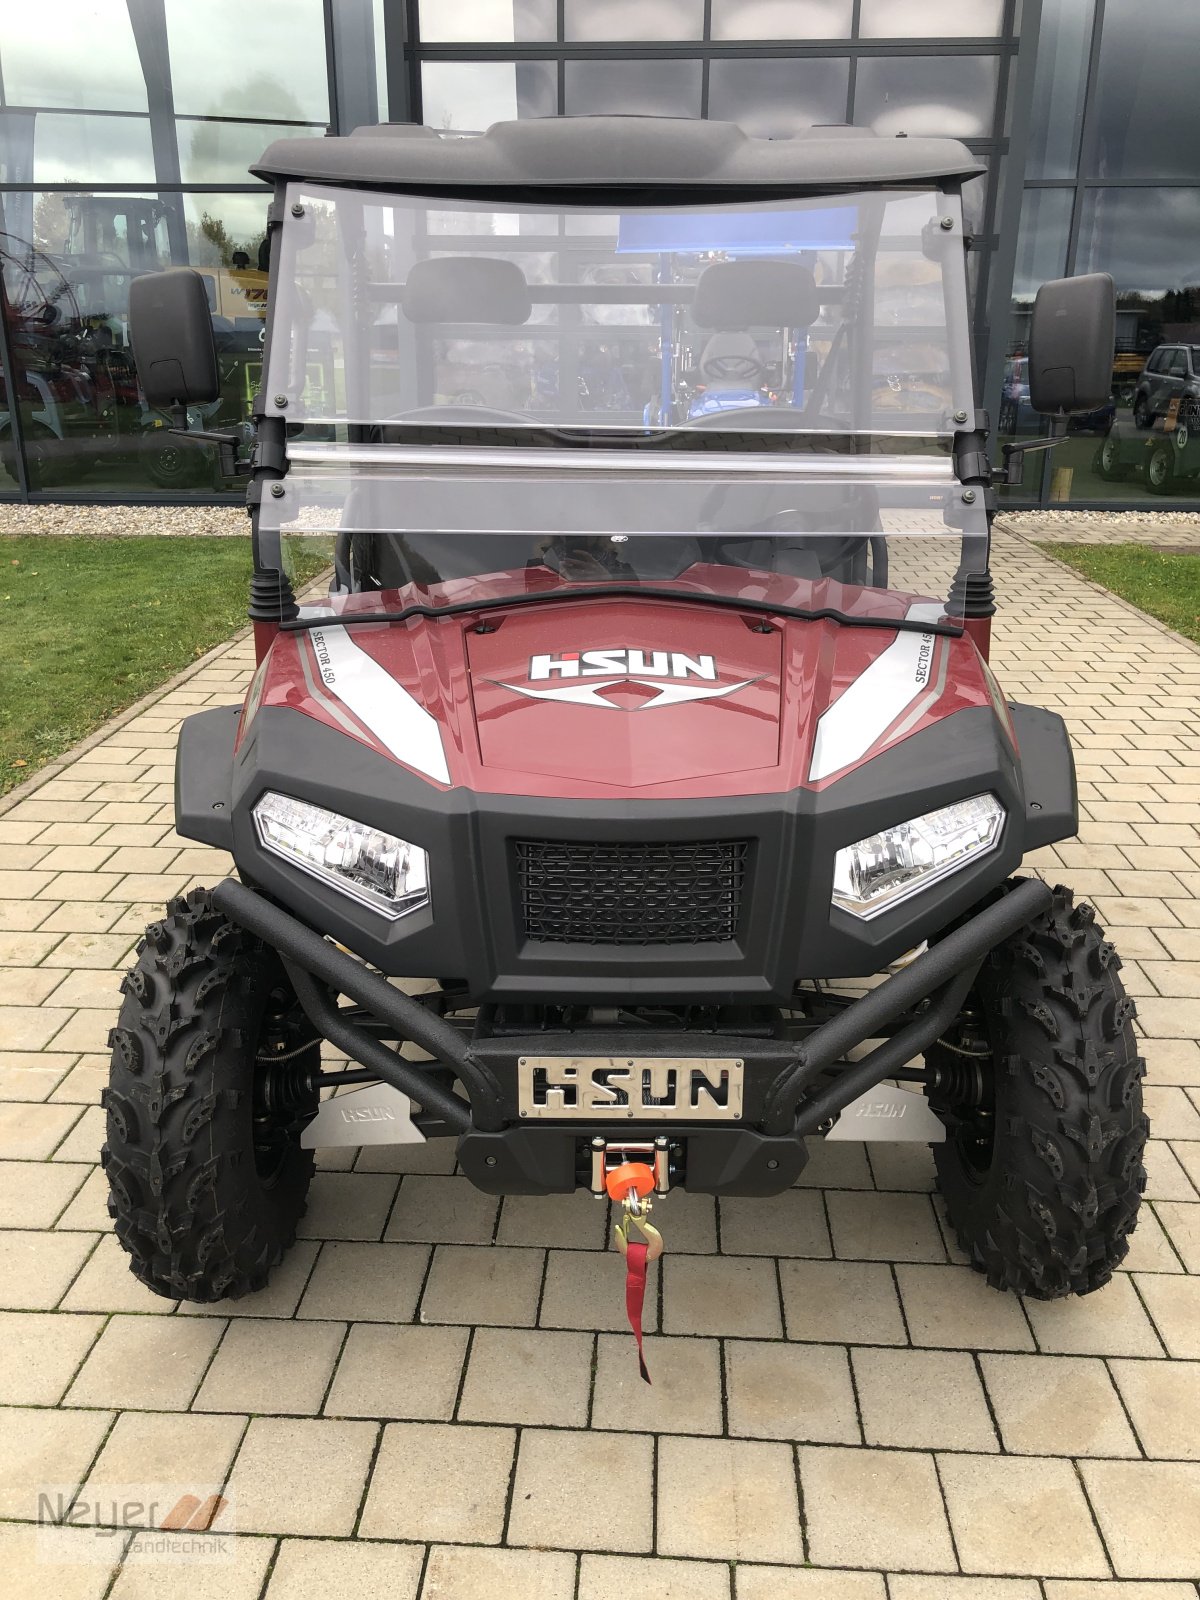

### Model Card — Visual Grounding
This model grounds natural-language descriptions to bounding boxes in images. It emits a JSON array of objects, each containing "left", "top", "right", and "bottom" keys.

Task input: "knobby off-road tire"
[
  {"left": 930, "top": 883, "right": 1147, "bottom": 1299},
  {"left": 102, "top": 888, "right": 318, "bottom": 1302}
]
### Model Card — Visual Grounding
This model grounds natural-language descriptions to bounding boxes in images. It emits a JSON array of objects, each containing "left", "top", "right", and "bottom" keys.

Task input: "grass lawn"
[
  {"left": 1, "top": 535, "right": 329, "bottom": 796},
  {"left": 1037, "top": 541, "right": 1200, "bottom": 648}
]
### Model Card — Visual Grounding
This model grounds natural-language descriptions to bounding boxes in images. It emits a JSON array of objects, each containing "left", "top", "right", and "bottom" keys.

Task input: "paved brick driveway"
[{"left": 1, "top": 525, "right": 1199, "bottom": 1598}]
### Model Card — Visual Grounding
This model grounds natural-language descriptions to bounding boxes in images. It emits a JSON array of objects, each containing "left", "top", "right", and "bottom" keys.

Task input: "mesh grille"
[{"left": 515, "top": 837, "right": 749, "bottom": 945}]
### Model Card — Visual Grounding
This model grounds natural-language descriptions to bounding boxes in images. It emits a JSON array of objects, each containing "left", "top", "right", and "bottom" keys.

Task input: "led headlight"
[
  {"left": 253, "top": 792, "right": 429, "bottom": 921},
  {"left": 833, "top": 794, "right": 1004, "bottom": 919}
]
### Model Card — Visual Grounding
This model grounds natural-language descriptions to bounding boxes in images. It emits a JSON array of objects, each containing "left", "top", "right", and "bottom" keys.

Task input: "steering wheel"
[
  {"left": 681, "top": 403, "right": 851, "bottom": 436},
  {"left": 384, "top": 403, "right": 539, "bottom": 429}
]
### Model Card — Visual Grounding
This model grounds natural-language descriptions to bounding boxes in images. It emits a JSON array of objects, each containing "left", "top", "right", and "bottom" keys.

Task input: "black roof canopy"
[{"left": 252, "top": 115, "right": 985, "bottom": 197}]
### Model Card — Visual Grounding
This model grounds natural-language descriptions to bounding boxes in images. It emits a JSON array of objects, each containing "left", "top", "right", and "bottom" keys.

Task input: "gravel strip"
[
  {"left": 0, "top": 502, "right": 247, "bottom": 537},
  {"left": 999, "top": 509, "right": 1200, "bottom": 544}
]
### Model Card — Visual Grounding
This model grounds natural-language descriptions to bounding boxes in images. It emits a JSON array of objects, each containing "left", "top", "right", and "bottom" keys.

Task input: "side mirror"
[
  {"left": 129, "top": 269, "right": 219, "bottom": 411},
  {"left": 1027, "top": 272, "right": 1115, "bottom": 416}
]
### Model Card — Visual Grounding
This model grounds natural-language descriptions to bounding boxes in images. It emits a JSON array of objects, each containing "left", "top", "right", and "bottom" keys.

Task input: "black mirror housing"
[
  {"left": 1027, "top": 272, "right": 1115, "bottom": 416},
  {"left": 129, "top": 269, "right": 220, "bottom": 411}
]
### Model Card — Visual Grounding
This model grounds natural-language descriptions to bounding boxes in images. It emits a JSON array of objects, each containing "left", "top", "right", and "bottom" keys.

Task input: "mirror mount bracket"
[
  {"left": 167, "top": 424, "right": 249, "bottom": 478},
  {"left": 997, "top": 420, "right": 1067, "bottom": 487}
]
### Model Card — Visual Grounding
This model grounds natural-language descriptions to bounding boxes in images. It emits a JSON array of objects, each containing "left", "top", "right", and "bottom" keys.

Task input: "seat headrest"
[
  {"left": 402, "top": 255, "right": 532, "bottom": 325},
  {"left": 693, "top": 258, "right": 820, "bottom": 331}
]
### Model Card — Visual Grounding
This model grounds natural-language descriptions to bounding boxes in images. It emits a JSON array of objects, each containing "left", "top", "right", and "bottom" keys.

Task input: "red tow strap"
[{"left": 624, "top": 1238, "right": 652, "bottom": 1384}]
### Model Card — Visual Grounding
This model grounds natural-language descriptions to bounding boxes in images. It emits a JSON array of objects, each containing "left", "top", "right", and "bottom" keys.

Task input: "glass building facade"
[{"left": 0, "top": 0, "right": 1195, "bottom": 505}]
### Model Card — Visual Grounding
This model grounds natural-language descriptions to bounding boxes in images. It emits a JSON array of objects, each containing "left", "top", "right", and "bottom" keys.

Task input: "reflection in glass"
[
  {"left": 421, "top": 62, "right": 557, "bottom": 130},
  {"left": 708, "top": 57, "right": 849, "bottom": 137},
  {"left": 0, "top": 342, "right": 20, "bottom": 491},
  {"left": 565, "top": 58, "right": 703, "bottom": 118},
  {"left": 565, "top": 0, "right": 704, "bottom": 40},
  {"left": 1025, "top": 0, "right": 1094, "bottom": 180},
  {"left": 998, "top": 189, "right": 1071, "bottom": 456},
  {"left": 417, "top": 0, "right": 557, "bottom": 42},
  {"left": 0, "top": 190, "right": 269, "bottom": 493},
  {"left": 858, "top": 0, "right": 1004, "bottom": 37},
  {"left": 1090, "top": 0, "right": 1199, "bottom": 179},
  {"left": 853, "top": 57, "right": 999, "bottom": 139},
  {"left": 164, "top": 0, "right": 329, "bottom": 123},
  {"left": 709, "top": 0, "right": 852, "bottom": 39},
  {"left": 0, "top": 3, "right": 148, "bottom": 112},
  {"left": 5, "top": 112, "right": 158, "bottom": 187},
  {"left": 178, "top": 119, "right": 327, "bottom": 185}
]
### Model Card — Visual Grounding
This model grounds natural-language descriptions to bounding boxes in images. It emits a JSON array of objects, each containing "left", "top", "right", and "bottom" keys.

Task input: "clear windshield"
[{"left": 265, "top": 184, "right": 973, "bottom": 440}]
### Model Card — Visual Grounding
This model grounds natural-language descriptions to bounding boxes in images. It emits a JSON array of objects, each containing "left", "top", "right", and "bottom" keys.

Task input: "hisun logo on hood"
[
  {"left": 496, "top": 647, "right": 756, "bottom": 711},
  {"left": 530, "top": 649, "right": 716, "bottom": 681}
]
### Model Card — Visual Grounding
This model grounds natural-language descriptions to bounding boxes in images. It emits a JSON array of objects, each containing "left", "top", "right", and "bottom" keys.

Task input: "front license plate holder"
[{"left": 517, "top": 1055, "right": 744, "bottom": 1121}]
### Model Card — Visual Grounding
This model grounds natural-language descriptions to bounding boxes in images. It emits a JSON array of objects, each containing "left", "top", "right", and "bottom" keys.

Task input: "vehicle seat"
[{"left": 697, "top": 330, "right": 764, "bottom": 390}]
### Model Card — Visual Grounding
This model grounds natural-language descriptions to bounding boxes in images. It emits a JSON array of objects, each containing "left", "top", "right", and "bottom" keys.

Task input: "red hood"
[{"left": 251, "top": 586, "right": 995, "bottom": 800}]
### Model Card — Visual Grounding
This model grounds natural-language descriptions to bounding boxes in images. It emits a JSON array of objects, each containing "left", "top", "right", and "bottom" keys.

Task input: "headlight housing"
[
  {"left": 833, "top": 794, "right": 1005, "bottom": 919},
  {"left": 253, "top": 792, "right": 429, "bottom": 921}
]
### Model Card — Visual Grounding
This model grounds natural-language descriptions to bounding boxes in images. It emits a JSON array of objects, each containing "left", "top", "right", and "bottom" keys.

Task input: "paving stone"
[
  {"left": 325, "top": 1323, "right": 468, "bottom": 1420},
  {"left": 800, "top": 1444, "right": 955, "bottom": 1572},
  {"left": 177, "top": 1239, "right": 320, "bottom": 1319},
  {"left": 55, "top": 1166, "right": 115, "bottom": 1230},
  {"left": 865, "top": 1141, "right": 937, "bottom": 1192},
  {"left": 360, "top": 1419, "right": 514, "bottom": 1543},
  {"left": 108, "top": 1532, "right": 274, "bottom": 1598},
  {"left": 937, "top": 1452, "right": 1109, "bottom": 1578},
  {"left": 0, "top": 1157, "right": 89, "bottom": 1226},
  {"left": 497, "top": 1190, "right": 607, "bottom": 1250},
  {"left": 51, "top": 1101, "right": 105, "bottom": 1162},
  {"left": 853, "top": 1347, "right": 998, "bottom": 1451},
  {"left": 0, "top": 1520, "right": 128, "bottom": 1600},
  {"left": 779, "top": 1259, "right": 907, "bottom": 1345},
  {"left": 421, "top": 1243, "right": 544, "bottom": 1327},
  {"left": 67, "top": 1313, "right": 225, "bottom": 1410},
  {"left": 84, "top": 1410, "right": 246, "bottom": 1498},
  {"left": 661, "top": 1254, "right": 782, "bottom": 1337},
  {"left": 0, "top": 1309, "right": 104, "bottom": 1403},
  {"left": 1152, "top": 1199, "right": 1200, "bottom": 1271},
  {"left": 0, "top": 1097, "right": 82, "bottom": 1156},
  {"left": 1023, "top": 1274, "right": 1163, "bottom": 1357},
  {"left": 0, "top": 1227, "right": 98, "bottom": 1309},
  {"left": 718, "top": 1188, "right": 831, "bottom": 1257},
  {"left": 61, "top": 1233, "right": 177, "bottom": 1314},
  {"left": 1109, "top": 1358, "right": 1200, "bottom": 1459},
  {"left": 458, "top": 1325, "right": 592, "bottom": 1426},
  {"left": 266, "top": 1537, "right": 424, "bottom": 1600},
  {"left": 795, "top": 1138, "right": 873, "bottom": 1188},
  {"left": 422, "top": 1546, "right": 576, "bottom": 1600},
  {"left": 657, "top": 1434, "right": 801, "bottom": 1562},
  {"left": 296, "top": 1240, "right": 430, "bottom": 1323},
  {"left": 509, "top": 1427, "right": 653, "bottom": 1553},
  {"left": 1118, "top": 1203, "right": 1186, "bottom": 1273},
  {"left": 980, "top": 1352, "right": 1139, "bottom": 1457},
  {"left": 826, "top": 1190, "right": 947, "bottom": 1262},
  {"left": 295, "top": 1171, "right": 399, "bottom": 1240},
  {"left": 230, "top": 1416, "right": 377, "bottom": 1536},
  {"left": 1081, "top": 1460, "right": 1200, "bottom": 1579},
  {"left": 1045, "top": 1585, "right": 1198, "bottom": 1599},
  {"left": 578, "top": 1554, "right": 728, "bottom": 1600},
  {"left": 193, "top": 1319, "right": 344, "bottom": 1414},
  {"left": 725, "top": 1338, "right": 859, "bottom": 1444},
  {"left": 541, "top": 1246, "right": 653, "bottom": 1332},
  {"left": 384, "top": 1173, "right": 500, "bottom": 1244},
  {"left": 0, "top": 1404, "right": 113, "bottom": 1517},
  {"left": 889, "top": 1583, "right": 1040, "bottom": 1600},
  {"left": 894, "top": 1262, "right": 1036, "bottom": 1350},
  {"left": 736, "top": 1571, "right": 886, "bottom": 1600},
  {"left": 588, "top": 1331, "right": 719, "bottom": 1434}
]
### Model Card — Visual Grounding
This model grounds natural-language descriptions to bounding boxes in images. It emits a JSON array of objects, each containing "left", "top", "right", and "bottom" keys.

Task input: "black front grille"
[{"left": 514, "top": 837, "right": 749, "bottom": 945}]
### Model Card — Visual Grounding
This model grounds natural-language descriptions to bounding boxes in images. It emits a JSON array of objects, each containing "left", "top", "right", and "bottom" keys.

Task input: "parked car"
[{"left": 1132, "top": 343, "right": 1200, "bottom": 429}]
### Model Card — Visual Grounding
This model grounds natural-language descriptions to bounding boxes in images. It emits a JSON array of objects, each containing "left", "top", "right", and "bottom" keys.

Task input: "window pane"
[
  {"left": 858, "top": 0, "right": 1004, "bottom": 37},
  {"left": 709, "top": 0, "right": 852, "bottom": 39},
  {"left": 0, "top": 191, "right": 267, "bottom": 493},
  {"left": 1025, "top": 0, "right": 1094, "bottom": 179},
  {"left": 1089, "top": 0, "right": 1200, "bottom": 178},
  {"left": 178, "top": 119, "right": 326, "bottom": 184},
  {"left": 708, "top": 57, "right": 849, "bottom": 136},
  {"left": 421, "top": 62, "right": 557, "bottom": 130},
  {"left": 165, "top": 0, "right": 330, "bottom": 122},
  {"left": 0, "top": 342, "right": 19, "bottom": 490},
  {"left": 418, "top": 0, "right": 557, "bottom": 41},
  {"left": 21, "top": 112, "right": 156, "bottom": 186},
  {"left": 853, "top": 56, "right": 999, "bottom": 138},
  {"left": 997, "top": 188, "right": 1072, "bottom": 490},
  {"left": 564, "top": 58, "right": 702, "bottom": 118},
  {"left": 0, "top": 3, "right": 148, "bottom": 112},
  {"left": 565, "top": 0, "right": 704, "bottom": 40}
]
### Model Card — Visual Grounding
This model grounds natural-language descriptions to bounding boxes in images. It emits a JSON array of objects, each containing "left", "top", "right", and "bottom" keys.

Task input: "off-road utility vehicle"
[{"left": 106, "top": 116, "right": 1146, "bottom": 1312}]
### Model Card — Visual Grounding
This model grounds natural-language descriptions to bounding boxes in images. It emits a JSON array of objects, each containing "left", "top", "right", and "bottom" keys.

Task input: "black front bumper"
[
  {"left": 210, "top": 874, "right": 1052, "bottom": 1196},
  {"left": 183, "top": 697, "right": 1073, "bottom": 1003}
]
